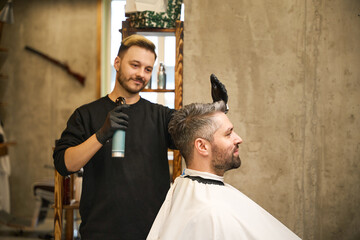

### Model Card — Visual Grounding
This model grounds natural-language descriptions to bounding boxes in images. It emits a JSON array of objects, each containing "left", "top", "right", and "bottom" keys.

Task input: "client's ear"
[{"left": 194, "top": 138, "right": 210, "bottom": 157}]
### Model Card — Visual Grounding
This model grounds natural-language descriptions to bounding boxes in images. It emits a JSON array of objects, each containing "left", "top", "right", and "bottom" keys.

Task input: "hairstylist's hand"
[
  {"left": 210, "top": 74, "right": 229, "bottom": 112},
  {"left": 96, "top": 104, "right": 129, "bottom": 144}
]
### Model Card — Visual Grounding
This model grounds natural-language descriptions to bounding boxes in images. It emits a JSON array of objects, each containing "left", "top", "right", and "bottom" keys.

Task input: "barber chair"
[
  {"left": 33, "top": 179, "right": 55, "bottom": 226},
  {"left": 0, "top": 178, "right": 54, "bottom": 238}
]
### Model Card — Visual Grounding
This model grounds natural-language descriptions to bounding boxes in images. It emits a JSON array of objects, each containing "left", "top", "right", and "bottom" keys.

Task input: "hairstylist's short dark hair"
[
  {"left": 169, "top": 101, "right": 227, "bottom": 165},
  {"left": 118, "top": 34, "right": 157, "bottom": 60}
]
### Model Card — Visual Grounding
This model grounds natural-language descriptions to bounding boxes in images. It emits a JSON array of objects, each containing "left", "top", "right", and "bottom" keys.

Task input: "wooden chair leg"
[
  {"left": 54, "top": 170, "right": 63, "bottom": 240},
  {"left": 65, "top": 209, "right": 74, "bottom": 240}
]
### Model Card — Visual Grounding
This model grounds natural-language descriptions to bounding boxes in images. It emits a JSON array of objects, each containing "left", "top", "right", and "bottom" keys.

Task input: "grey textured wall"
[
  {"left": 0, "top": 0, "right": 359, "bottom": 239},
  {"left": 183, "top": 0, "right": 360, "bottom": 239},
  {"left": 0, "top": 0, "right": 98, "bottom": 218}
]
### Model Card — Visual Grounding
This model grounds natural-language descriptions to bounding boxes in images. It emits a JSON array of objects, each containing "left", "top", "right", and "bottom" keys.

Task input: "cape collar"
[{"left": 182, "top": 169, "right": 225, "bottom": 186}]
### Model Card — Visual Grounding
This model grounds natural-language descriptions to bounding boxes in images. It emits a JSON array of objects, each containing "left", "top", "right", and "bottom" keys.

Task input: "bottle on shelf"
[
  {"left": 157, "top": 62, "right": 166, "bottom": 89},
  {"left": 145, "top": 76, "right": 152, "bottom": 89}
]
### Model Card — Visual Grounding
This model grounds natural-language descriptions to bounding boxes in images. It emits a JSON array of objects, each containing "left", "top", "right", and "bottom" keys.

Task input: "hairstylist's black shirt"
[{"left": 54, "top": 96, "right": 175, "bottom": 239}]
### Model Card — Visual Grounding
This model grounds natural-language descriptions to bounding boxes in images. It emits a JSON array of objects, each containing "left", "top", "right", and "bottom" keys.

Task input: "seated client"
[{"left": 147, "top": 101, "right": 301, "bottom": 240}]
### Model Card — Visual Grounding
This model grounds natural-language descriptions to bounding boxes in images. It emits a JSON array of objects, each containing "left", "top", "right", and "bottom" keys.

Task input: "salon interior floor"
[{"left": 0, "top": 217, "right": 54, "bottom": 240}]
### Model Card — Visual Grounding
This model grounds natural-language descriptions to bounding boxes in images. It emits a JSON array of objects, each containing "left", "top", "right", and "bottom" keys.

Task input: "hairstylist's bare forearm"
[{"left": 64, "top": 134, "right": 102, "bottom": 172}]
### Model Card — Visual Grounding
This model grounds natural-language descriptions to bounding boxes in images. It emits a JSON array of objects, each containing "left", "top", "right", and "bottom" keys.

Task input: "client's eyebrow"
[{"left": 225, "top": 127, "right": 234, "bottom": 134}]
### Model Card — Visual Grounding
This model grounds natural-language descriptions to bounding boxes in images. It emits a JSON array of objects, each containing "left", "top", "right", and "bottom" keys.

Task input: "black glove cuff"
[{"left": 95, "top": 130, "right": 107, "bottom": 145}]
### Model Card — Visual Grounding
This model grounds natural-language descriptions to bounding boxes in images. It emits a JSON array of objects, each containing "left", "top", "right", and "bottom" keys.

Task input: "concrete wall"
[
  {"left": 0, "top": 0, "right": 359, "bottom": 239},
  {"left": 0, "top": 0, "right": 98, "bottom": 219},
  {"left": 183, "top": 0, "right": 360, "bottom": 239}
]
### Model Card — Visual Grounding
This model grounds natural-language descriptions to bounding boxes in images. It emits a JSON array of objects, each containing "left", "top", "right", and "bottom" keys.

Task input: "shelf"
[
  {"left": 0, "top": 142, "right": 16, "bottom": 157},
  {"left": 120, "top": 27, "right": 175, "bottom": 37},
  {"left": 121, "top": 20, "right": 184, "bottom": 181},
  {"left": 0, "top": 142, "right": 16, "bottom": 147},
  {"left": 63, "top": 202, "right": 79, "bottom": 210},
  {"left": 52, "top": 201, "right": 79, "bottom": 210},
  {"left": 120, "top": 19, "right": 176, "bottom": 37}
]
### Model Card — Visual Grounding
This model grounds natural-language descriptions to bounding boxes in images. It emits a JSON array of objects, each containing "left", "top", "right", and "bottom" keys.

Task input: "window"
[{"left": 102, "top": 0, "right": 184, "bottom": 109}]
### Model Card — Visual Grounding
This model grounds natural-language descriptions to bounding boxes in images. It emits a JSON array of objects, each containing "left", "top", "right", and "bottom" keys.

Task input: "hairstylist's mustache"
[{"left": 134, "top": 77, "right": 146, "bottom": 84}]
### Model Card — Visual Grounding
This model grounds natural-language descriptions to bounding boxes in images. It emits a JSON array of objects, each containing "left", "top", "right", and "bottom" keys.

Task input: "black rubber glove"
[
  {"left": 96, "top": 104, "right": 129, "bottom": 144},
  {"left": 210, "top": 74, "right": 229, "bottom": 113}
]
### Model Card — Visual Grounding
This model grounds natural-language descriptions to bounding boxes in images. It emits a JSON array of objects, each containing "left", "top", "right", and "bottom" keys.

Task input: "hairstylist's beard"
[{"left": 117, "top": 67, "right": 146, "bottom": 94}]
